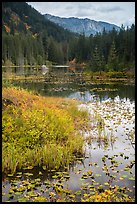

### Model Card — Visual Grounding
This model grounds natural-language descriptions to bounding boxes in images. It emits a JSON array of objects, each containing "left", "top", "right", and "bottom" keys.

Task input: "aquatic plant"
[{"left": 81, "top": 186, "right": 135, "bottom": 202}]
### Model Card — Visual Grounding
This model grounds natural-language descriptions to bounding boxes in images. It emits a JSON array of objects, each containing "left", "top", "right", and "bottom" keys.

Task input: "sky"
[{"left": 27, "top": 2, "right": 135, "bottom": 27}]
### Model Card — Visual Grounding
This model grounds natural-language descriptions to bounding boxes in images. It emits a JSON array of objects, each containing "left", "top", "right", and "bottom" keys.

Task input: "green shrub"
[{"left": 2, "top": 87, "right": 88, "bottom": 174}]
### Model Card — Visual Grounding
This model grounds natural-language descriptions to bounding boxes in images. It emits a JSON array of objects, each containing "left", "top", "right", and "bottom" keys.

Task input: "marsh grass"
[
  {"left": 2, "top": 78, "right": 14, "bottom": 88},
  {"left": 84, "top": 71, "right": 135, "bottom": 81},
  {"left": 2, "top": 86, "right": 89, "bottom": 174}
]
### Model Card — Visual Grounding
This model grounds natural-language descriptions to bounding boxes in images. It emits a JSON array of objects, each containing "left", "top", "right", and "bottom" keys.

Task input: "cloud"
[
  {"left": 123, "top": 15, "right": 135, "bottom": 27},
  {"left": 27, "top": 2, "right": 135, "bottom": 27},
  {"left": 65, "top": 5, "right": 73, "bottom": 10},
  {"left": 99, "top": 6, "right": 123, "bottom": 13}
]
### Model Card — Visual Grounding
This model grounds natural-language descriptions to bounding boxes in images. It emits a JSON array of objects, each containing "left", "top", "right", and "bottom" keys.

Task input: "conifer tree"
[
  {"left": 90, "top": 46, "right": 102, "bottom": 72},
  {"left": 107, "top": 41, "right": 118, "bottom": 71}
]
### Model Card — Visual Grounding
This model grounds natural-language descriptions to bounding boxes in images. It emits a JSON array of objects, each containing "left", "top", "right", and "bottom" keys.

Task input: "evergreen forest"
[{"left": 2, "top": 2, "right": 135, "bottom": 72}]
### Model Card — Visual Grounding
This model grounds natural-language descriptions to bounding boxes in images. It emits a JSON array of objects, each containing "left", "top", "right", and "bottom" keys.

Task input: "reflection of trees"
[
  {"left": 85, "top": 134, "right": 116, "bottom": 151},
  {"left": 88, "top": 83, "right": 135, "bottom": 102},
  {"left": 4, "top": 67, "right": 135, "bottom": 102}
]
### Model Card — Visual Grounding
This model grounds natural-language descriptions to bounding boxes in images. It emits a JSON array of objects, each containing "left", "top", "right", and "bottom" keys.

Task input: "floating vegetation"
[
  {"left": 24, "top": 172, "right": 33, "bottom": 176},
  {"left": 2, "top": 83, "right": 135, "bottom": 202},
  {"left": 90, "top": 87, "right": 118, "bottom": 92},
  {"left": 95, "top": 174, "right": 101, "bottom": 177},
  {"left": 128, "top": 177, "right": 135, "bottom": 181}
]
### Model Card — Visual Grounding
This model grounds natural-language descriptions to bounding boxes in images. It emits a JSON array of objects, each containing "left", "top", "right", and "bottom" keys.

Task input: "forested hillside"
[
  {"left": 2, "top": 2, "right": 77, "bottom": 65},
  {"left": 2, "top": 2, "right": 135, "bottom": 72}
]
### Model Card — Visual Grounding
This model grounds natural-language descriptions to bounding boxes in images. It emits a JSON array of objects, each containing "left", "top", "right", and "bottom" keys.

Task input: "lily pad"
[
  {"left": 122, "top": 175, "right": 128, "bottom": 178},
  {"left": 35, "top": 178, "right": 41, "bottom": 182},
  {"left": 52, "top": 175, "right": 58, "bottom": 179},
  {"left": 104, "top": 182, "right": 109, "bottom": 186},
  {"left": 24, "top": 172, "right": 33, "bottom": 176},
  {"left": 128, "top": 177, "right": 135, "bottom": 181},
  {"left": 95, "top": 174, "right": 101, "bottom": 177},
  {"left": 18, "top": 197, "right": 28, "bottom": 202},
  {"left": 16, "top": 172, "right": 22, "bottom": 175},
  {"left": 42, "top": 166, "right": 47, "bottom": 170},
  {"left": 39, "top": 171, "right": 42, "bottom": 175},
  {"left": 27, "top": 190, "right": 37, "bottom": 197},
  {"left": 80, "top": 178, "right": 86, "bottom": 181},
  {"left": 87, "top": 171, "right": 92, "bottom": 176},
  {"left": 16, "top": 175, "right": 22, "bottom": 178},
  {"left": 63, "top": 171, "right": 69, "bottom": 175},
  {"left": 9, "top": 189, "right": 15, "bottom": 194},
  {"left": 14, "top": 191, "right": 22, "bottom": 195},
  {"left": 7, "top": 174, "right": 14, "bottom": 177},
  {"left": 63, "top": 175, "right": 70, "bottom": 179},
  {"left": 75, "top": 190, "right": 81, "bottom": 195}
]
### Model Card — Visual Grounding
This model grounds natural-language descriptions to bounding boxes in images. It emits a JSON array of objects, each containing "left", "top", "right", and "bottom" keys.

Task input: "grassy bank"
[
  {"left": 2, "top": 86, "right": 89, "bottom": 174},
  {"left": 83, "top": 70, "right": 135, "bottom": 84}
]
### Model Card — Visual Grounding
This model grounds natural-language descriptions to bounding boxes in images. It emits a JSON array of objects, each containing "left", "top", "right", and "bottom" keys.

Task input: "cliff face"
[{"left": 44, "top": 14, "right": 120, "bottom": 36}]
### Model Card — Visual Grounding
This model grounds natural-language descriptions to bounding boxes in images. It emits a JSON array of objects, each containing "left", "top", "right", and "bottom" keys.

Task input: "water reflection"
[
  {"left": 2, "top": 66, "right": 135, "bottom": 201},
  {"left": 68, "top": 91, "right": 100, "bottom": 102},
  {"left": 41, "top": 65, "right": 49, "bottom": 75},
  {"left": 68, "top": 86, "right": 135, "bottom": 102},
  {"left": 2, "top": 66, "right": 135, "bottom": 102}
]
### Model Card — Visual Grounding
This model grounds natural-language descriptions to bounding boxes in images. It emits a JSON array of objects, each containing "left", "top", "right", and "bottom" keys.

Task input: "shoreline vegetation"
[
  {"left": 2, "top": 64, "right": 135, "bottom": 84},
  {"left": 2, "top": 67, "right": 135, "bottom": 202},
  {"left": 2, "top": 85, "right": 135, "bottom": 202},
  {"left": 2, "top": 86, "right": 89, "bottom": 175},
  {"left": 2, "top": 68, "right": 135, "bottom": 175},
  {"left": 83, "top": 70, "right": 135, "bottom": 84}
]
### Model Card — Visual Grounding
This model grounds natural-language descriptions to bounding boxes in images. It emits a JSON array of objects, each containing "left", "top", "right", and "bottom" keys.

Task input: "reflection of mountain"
[
  {"left": 44, "top": 14, "right": 120, "bottom": 36},
  {"left": 67, "top": 84, "right": 135, "bottom": 102},
  {"left": 68, "top": 91, "right": 100, "bottom": 102}
]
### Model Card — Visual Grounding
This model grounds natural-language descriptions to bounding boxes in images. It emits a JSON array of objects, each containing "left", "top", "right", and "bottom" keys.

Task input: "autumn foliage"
[{"left": 2, "top": 87, "right": 89, "bottom": 174}]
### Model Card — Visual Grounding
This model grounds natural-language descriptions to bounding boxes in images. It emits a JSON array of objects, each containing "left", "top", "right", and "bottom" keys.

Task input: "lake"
[{"left": 2, "top": 66, "right": 135, "bottom": 202}]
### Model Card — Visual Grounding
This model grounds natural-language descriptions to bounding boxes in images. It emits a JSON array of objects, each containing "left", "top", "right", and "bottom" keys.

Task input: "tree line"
[
  {"left": 2, "top": 3, "right": 135, "bottom": 72},
  {"left": 69, "top": 24, "right": 135, "bottom": 72},
  {"left": 2, "top": 32, "right": 68, "bottom": 66},
  {"left": 2, "top": 24, "right": 135, "bottom": 72}
]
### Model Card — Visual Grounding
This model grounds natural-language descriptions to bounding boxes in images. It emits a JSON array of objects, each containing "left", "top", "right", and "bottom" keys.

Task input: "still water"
[
  {"left": 2, "top": 65, "right": 135, "bottom": 101},
  {"left": 2, "top": 66, "right": 135, "bottom": 202}
]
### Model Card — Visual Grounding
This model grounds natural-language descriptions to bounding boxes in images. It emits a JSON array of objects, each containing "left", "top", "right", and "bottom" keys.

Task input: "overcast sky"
[{"left": 27, "top": 2, "right": 135, "bottom": 27}]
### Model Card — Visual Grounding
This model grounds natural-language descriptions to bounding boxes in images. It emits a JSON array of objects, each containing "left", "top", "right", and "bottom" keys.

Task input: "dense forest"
[{"left": 2, "top": 2, "right": 135, "bottom": 72}]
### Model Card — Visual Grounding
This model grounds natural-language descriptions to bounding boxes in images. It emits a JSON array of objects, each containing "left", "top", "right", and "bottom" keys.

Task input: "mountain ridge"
[{"left": 44, "top": 14, "right": 120, "bottom": 36}]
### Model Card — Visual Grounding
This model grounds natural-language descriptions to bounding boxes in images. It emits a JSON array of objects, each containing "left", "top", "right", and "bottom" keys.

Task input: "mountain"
[
  {"left": 2, "top": 2, "right": 77, "bottom": 42},
  {"left": 44, "top": 14, "right": 120, "bottom": 36}
]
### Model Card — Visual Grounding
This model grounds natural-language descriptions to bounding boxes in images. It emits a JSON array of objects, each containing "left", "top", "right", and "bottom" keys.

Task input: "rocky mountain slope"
[{"left": 44, "top": 14, "right": 120, "bottom": 36}]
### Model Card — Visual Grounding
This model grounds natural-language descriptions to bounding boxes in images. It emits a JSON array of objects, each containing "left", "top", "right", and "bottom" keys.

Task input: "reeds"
[{"left": 2, "top": 86, "right": 89, "bottom": 174}]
